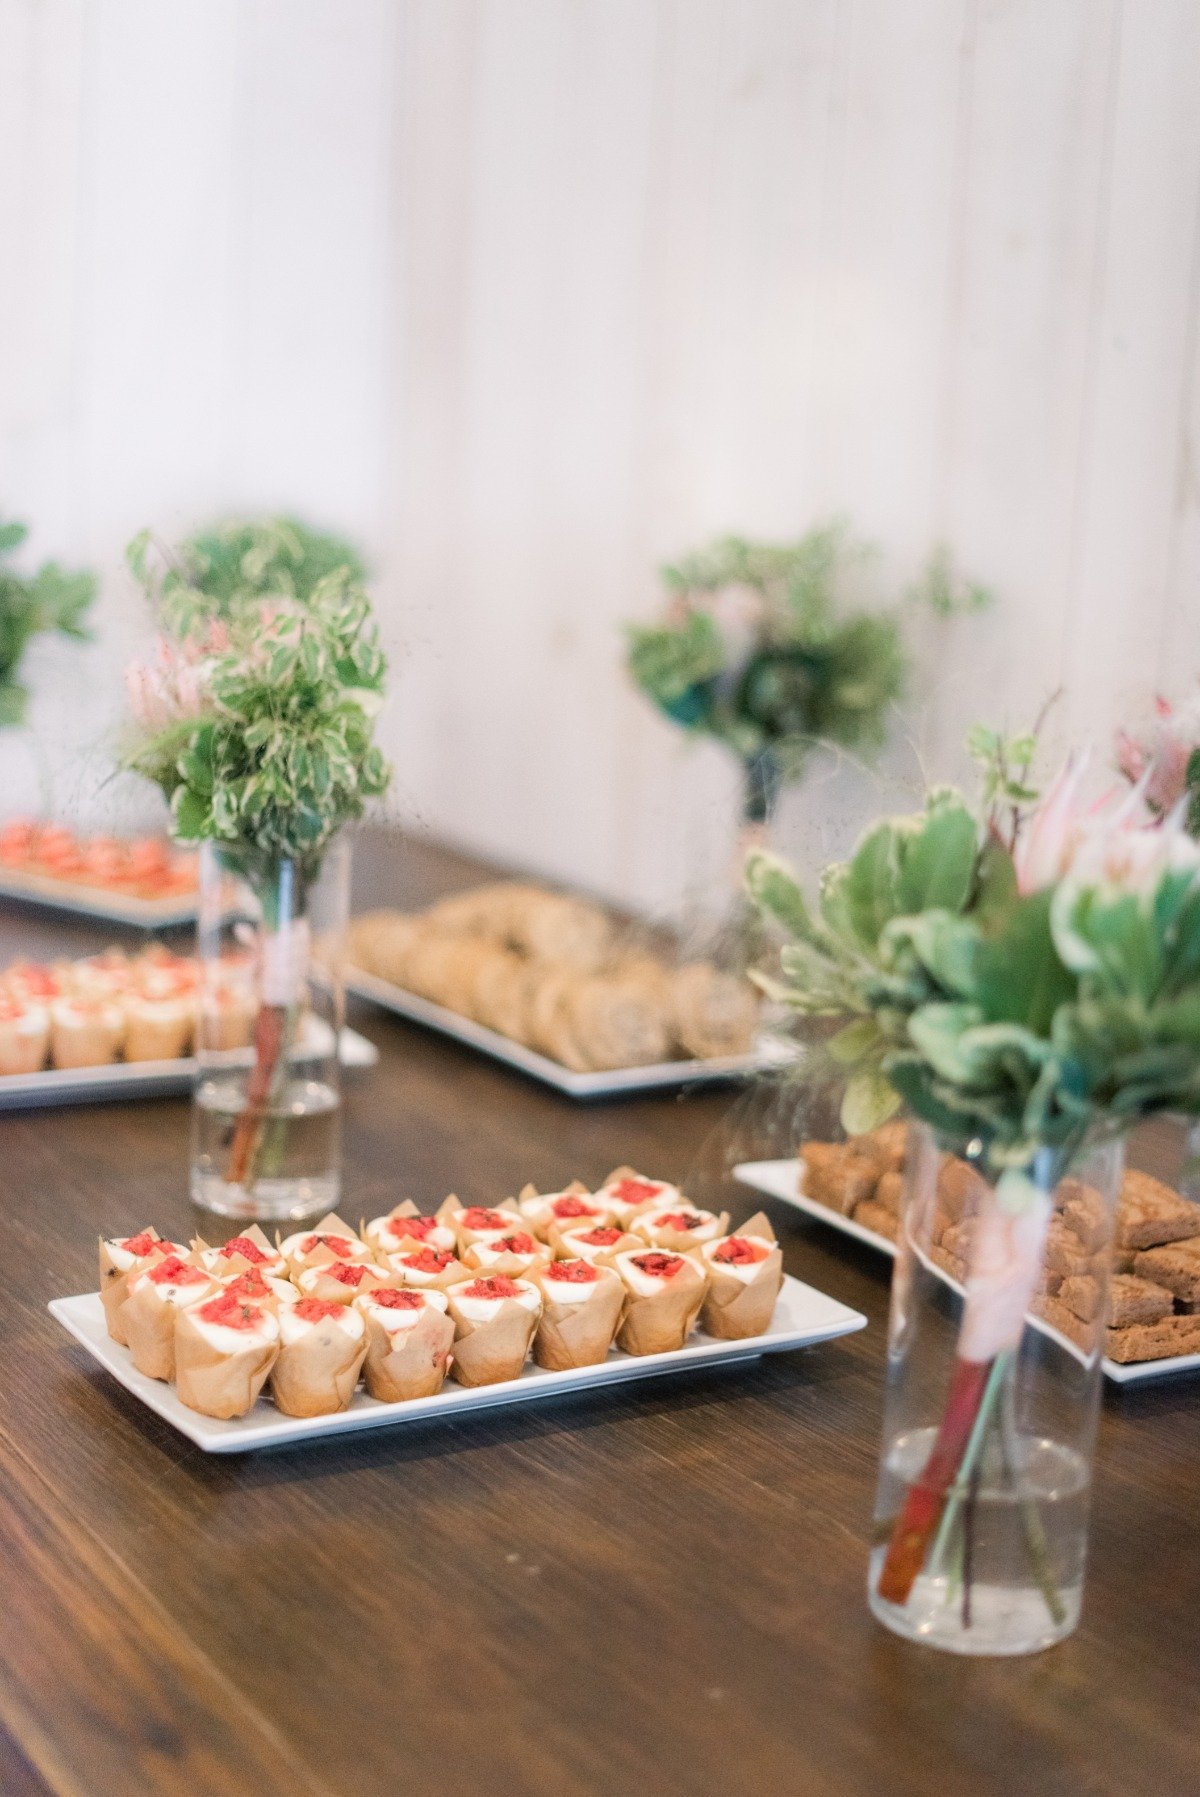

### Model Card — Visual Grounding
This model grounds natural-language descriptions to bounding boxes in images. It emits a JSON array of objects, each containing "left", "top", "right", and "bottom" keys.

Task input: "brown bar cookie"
[
  {"left": 1059, "top": 1179, "right": 1112, "bottom": 1253},
  {"left": 937, "top": 1156, "right": 987, "bottom": 1223},
  {"left": 1133, "top": 1238, "right": 1200, "bottom": 1303},
  {"left": 799, "top": 1143, "right": 879, "bottom": 1217},
  {"left": 874, "top": 1168, "right": 903, "bottom": 1218},
  {"left": 853, "top": 1199, "right": 898, "bottom": 1244},
  {"left": 1043, "top": 1216, "right": 1094, "bottom": 1279},
  {"left": 1114, "top": 1171, "right": 1200, "bottom": 1250},
  {"left": 1105, "top": 1314, "right": 1200, "bottom": 1363},
  {"left": 853, "top": 1121, "right": 907, "bottom": 1177},
  {"left": 1058, "top": 1273, "right": 1100, "bottom": 1323},
  {"left": 1109, "top": 1247, "right": 1136, "bottom": 1275},
  {"left": 928, "top": 1243, "right": 963, "bottom": 1283},
  {"left": 1030, "top": 1292, "right": 1092, "bottom": 1353}
]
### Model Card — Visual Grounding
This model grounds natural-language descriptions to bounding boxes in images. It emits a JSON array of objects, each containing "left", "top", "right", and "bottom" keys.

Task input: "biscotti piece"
[
  {"left": 854, "top": 1121, "right": 907, "bottom": 1177},
  {"left": 1059, "top": 1179, "right": 1112, "bottom": 1253},
  {"left": 937, "top": 1156, "right": 987, "bottom": 1223},
  {"left": 1031, "top": 1293, "right": 1092, "bottom": 1353},
  {"left": 1058, "top": 1274, "right": 1101, "bottom": 1323},
  {"left": 1133, "top": 1238, "right": 1200, "bottom": 1303},
  {"left": 874, "top": 1169, "right": 903, "bottom": 1217},
  {"left": 1110, "top": 1274, "right": 1175, "bottom": 1327},
  {"left": 853, "top": 1199, "right": 898, "bottom": 1244},
  {"left": 1114, "top": 1170, "right": 1200, "bottom": 1250},
  {"left": 1105, "top": 1314, "right": 1200, "bottom": 1363},
  {"left": 799, "top": 1143, "right": 879, "bottom": 1217},
  {"left": 1043, "top": 1216, "right": 1094, "bottom": 1279}
]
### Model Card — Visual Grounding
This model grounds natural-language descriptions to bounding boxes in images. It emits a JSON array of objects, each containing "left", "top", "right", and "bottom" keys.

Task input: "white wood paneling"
[{"left": 2, "top": 0, "right": 1200, "bottom": 911}]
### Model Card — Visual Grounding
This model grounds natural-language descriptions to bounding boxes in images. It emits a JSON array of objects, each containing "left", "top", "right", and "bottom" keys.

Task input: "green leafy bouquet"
[
  {"left": 0, "top": 517, "right": 95, "bottom": 726},
  {"left": 748, "top": 747, "right": 1200, "bottom": 1616},
  {"left": 626, "top": 524, "right": 986, "bottom": 824},
  {"left": 123, "top": 525, "right": 391, "bottom": 1192}
]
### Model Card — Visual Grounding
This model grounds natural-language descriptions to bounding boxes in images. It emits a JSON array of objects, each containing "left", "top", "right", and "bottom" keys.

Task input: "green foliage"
[
  {"left": 128, "top": 516, "right": 364, "bottom": 627},
  {"left": 910, "top": 543, "right": 992, "bottom": 619},
  {"left": 125, "top": 534, "right": 391, "bottom": 890},
  {"left": 747, "top": 782, "right": 1200, "bottom": 1169},
  {"left": 0, "top": 517, "right": 95, "bottom": 726},
  {"left": 627, "top": 523, "right": 911, "bottom": 786},
  {"left": 967, "top": 722, "right": 1041, "bottom": 817}
]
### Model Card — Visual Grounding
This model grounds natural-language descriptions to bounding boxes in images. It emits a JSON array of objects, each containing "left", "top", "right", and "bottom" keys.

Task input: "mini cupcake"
[
  {"left": 445, "top": 1274, "right": 542, "bottom": 1387},
  {"left": 98, "top": 1228, "right": 187, "bottom": 1343},
  {"left": 551, "top": 1223, "right": 641, "bottom": 1266},
  {"left": 362, "top": 1204, "right": 456, "bottom": 1260},
  {"left": 385, "top": 1245, "right": 466, "bottom": 1290},
  {"left": 531, "top": 1258, "right": 624, "bottom": 1371},
  {"left": 356, "top": 1287, "right": 455, "bottom": 1403},
  {"left": 516, "top": 1181, "right": 610, "bottom": 1241},
  {"left": 219, "top": 1267, "right": 299, "bottom": 1310},
  {"left": 123, "top": 990, "right": 193, "bottom": 1062},
  {"left": 461, "top": 1229, "right": 548, "bottom": 1278},
  {"left": 122, "top": 1255, "right": 217, "bottom": 1380},
  {"left": 175, "top": 1291, "right": 281, "bottom": 1419},
  {"left": 295, "top": 1259, "right": 392, "bottom": 1306},
  {"left": 0, "top": 995, "right": 50, "bottom": 1075},
  {"left": 50, "top": 995, "right": 125, "bottom": 1069},
  {"left": 631, "top": 1205, "right": 730, "bottom": 1253},
  {"left": 595, "top": 1168, "right": 683, "bottom": 1227},
  {"left": 613, "top": 1249, "right": 706, "bottom": 1355},
  {"left": 278, "top": 1215, "right": 375, "bottom": 1279},
  {"left": 193, "top": 1226, "right": 287, "bottom": 1281},
  {"left": 270, "top": 1297, "right": 367, "bottom": 1417},
  {"left": 440, "top": 1201, "right": 524, "bottom": 1254},
  {"left": 698, "top": 1216, "right": 784, "bottom": 1340}
]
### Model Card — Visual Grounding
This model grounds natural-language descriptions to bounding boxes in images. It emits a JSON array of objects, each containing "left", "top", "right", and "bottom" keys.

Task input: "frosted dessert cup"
[
  {"left": 531, "top": 1258, "right": 624, "bottom": 1371},
  {"left": 698, "top": 1214, "right": 783, "bottom": 1340},
  {"left": 98, "top": 1229, "right": 186, "bottom": 1344},
  {"left": 175, "top": 1291, "right": 281, "bottom": 1419},
  {"left": 356, "top": 1288, "right": 455, "bottom": 1403},
  {"left": 123, "top": 1255, "right": 217, "bottom": 1380},
  {"left": 631, "top": 1205, "right": 730, "bottom": 1254},
  {"left": 445, "top": 1275, "right": 542, "bottom": 1387},
  {"left": 270, "top": 1297, "right": 368, "bottom": 1417},
  {"left": 613, "top": 1250, "right": 706, "bottom": 1355}
]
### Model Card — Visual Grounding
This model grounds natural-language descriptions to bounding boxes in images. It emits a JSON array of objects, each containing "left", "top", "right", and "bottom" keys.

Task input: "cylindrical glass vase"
[
  {"left": 868, "top": 1119, "right": 1123, "bottom": 1655},
  {"left": 190, "top": 838, "right": 348, "bottom": 1222}
]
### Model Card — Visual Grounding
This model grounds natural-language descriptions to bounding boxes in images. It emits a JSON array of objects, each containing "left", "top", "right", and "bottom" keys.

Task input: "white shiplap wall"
[{"left": 1, "top": 0, "right": 1199, "bottom": 913}]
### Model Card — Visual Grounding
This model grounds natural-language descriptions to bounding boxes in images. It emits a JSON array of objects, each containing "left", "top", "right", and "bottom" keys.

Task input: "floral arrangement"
[
  {"left": 0, "top": 516, "right": 94, "bottom": 726},
  {"left": 164, "top": 514, "right": 366, "bottom": 616},
  {"left": 748, "top": 741, "right": 1200, "bottom": 1617},
  {"left": 1116, "top": 687, "right": 1200, "bottom": 832},
  {"left": 626, "top": 524, "right": 988, "bottom": 823},
  {"left": 123, "top": 529, "right": 390, "bottom": 1191}
]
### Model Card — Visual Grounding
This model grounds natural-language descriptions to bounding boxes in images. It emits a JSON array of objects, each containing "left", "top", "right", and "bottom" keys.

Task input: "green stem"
[{"left": 999, "top": 1363, "right": 1067, "bottom": 1627}]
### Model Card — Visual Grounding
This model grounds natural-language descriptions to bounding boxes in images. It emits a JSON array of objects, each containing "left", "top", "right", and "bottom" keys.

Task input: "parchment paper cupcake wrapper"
[
  {"left": 98, "top": 1230, "right": 167, "bottom": 1344},
  {"left": 123, "top": 1281, "right": 217, "bottom": 1382},
  {"left": 616, "top": 1269, "right": 706, "bottom": 1356},
  {"left": 175, "top": 1313, "right": 281, "bottom": 1420},
  {"left": 447, "top": 1298, "right": 539, "bottom": 1386},
  {"left": 270, "top": 1325, "right": 368, "bottom": 1418},
  {"left": 533, "top": 1272, "right": 624, "bottom": 1370},
  {"left": 362, "top": 1308, "right": 455, "bottom": 1403},
  {"left": 698, "top": 1216, "right": 782, "bottom": 1340},
  {"left": 299, "top": 1262, "right": 392, "bottom": 1305}
]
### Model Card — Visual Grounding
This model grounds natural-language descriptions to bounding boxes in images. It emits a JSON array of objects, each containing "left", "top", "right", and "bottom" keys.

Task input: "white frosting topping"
[
  {"left": 219, "top": 1272, "right": 298, "bottom": 1306},
  {"left": 278, "top": 1228, "right": 372, "bottom": 1266},
  {"left": 467, "top": 1237, "right": 544, "bottom": 1269},
  {"left": 387, "top": 1252, "right": 458, "bottom": 1287},
  {"left": 128, "top": 1267, "right": 213, "bottom": 1308},
  {"left": 279, "top": 1303, "right": 364, "bottom": 1347},
  {"left": 447, "top": 1278, "right": 542, "bottom": 1323},
  {"left": 701, "top": 1237, "right": 775, "bottom": 1285},
  {"left": 356, "top": 1289, "right": 449, "bottom": 1333},
  {"left": 537, "top": 1264, "right": 613, "bottom": 1306},
  {"left": 615, "top": 1249, "right": 695, "bottom": 1299},
  {"left": 364, "top": 1215, "right": 456, "bottom": 1254},
  {"left": 199, "top": 1242, "right": 285, "bottom": 1276},
  {"left": 105, "top": 1237, "right": 184, "bottom": 1273},
  {"left": 634, "top": 1207, "right": 724, "bottom": 1246},
  {"left": 555, "top": 1228, "right": 627, "bottom": 1265},
  {"left": 598, "top": 1178, "right": 679, "bottom": 1221},
  {"left": 188, "top": 1305, "right": 280, "bottom": 1356},
  {"left": 52, "top": 997, "right": 124, "bottom": 1031},
  {"left": 518, "top": 1188, "right": 604, "bottom": 1228},
  {"left": 295, "top": 1263, "right": 380, "bottom": 1300},
  {"left": 449, "top": 1209, "right": 522, "bottom": 1242},
  {"left": 0, "top": 1004, "right": 48, "bottom": 1037}
]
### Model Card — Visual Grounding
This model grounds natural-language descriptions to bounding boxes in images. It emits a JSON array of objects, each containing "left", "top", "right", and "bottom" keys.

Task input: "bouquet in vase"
[{"left": 122, "top": 528, "right": 390, "bottom": 1209}]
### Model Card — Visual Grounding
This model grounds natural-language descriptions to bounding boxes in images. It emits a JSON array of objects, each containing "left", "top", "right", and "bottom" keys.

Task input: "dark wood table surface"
[{"left": 1, "top": 827, "right": 1197, "bottom": 1797}]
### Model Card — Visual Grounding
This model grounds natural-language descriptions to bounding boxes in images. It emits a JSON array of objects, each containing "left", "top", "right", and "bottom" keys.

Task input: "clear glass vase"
[
  {"left": 190, "top": 838, "right": 348, "bottom": 1222},
  {"left": 868, "top": 1119, "right": 1123, "bottom": 1655}
]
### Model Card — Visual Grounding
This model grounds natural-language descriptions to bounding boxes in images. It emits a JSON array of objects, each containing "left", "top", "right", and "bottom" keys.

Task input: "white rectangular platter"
[
  {"left": 346, "top": 966, "right": 774, "bottom": 1098},
  {"left": 733, "top": 1157, "right": 1199, "bottom": 1387},
  {"left": 0, "top": 1022, "right": 377, "bottom": 1111},
  {"left": 0, "top": 866, "right": 200, "bottom": 927},
  {"left": 49, "top": 1275, "right": 866, "bottom": 1454}
]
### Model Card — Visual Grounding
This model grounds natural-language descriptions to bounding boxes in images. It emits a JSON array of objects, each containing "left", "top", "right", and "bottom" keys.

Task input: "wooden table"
[{"left": 1, "top": 828, "right": 1196, "bottom": 1797}]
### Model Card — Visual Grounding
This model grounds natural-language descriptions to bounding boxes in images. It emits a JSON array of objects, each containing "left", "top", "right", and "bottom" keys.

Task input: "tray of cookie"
[
  {"left": 345, "top": 883, "right": 772, "bottom": 1097},
  {"left": 735, "top": 1132, "right": 1200, "bottom": 1384},
  {"left": 50, "top": 1168, "right": 866, "bottom": 1451}
]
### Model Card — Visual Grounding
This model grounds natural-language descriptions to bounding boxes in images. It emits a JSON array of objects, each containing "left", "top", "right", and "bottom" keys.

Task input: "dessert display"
[
  {"left": 0, "top": 820, "right": 198, "bottom": 905},
  {"left": 797, "top": 1129, "right": 1200, "bottom": 1367},
  {"left": 89, "top": 1172, "right": 789, "bottom": 1425},
  {"left": 0, "top": 944, "right": 259, "bottom": 1074},
  {"left": 345, "top": 882, "right": 760, "bottom": 1073}
]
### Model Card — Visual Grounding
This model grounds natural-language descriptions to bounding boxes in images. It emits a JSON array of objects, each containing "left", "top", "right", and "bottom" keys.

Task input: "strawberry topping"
[
  {"left": 384, "top": 1214, "right": 440, "bottom": 1241},
  {"left": 224, "top": 1270, "right": 273, "bottom": 1301},
  {"left": 372, "top": 1288, "right": 426, "bottom": 1310},
  {"left": 458, "top": 1207, "right": 511, "bottom": 1231},
  {"left": 402, "top": 1248, "right": 454, "bottom": 1273},
  {"left": 321, "top": 1263, "right": 371, "bottom": 1287},
  {"left": 300, "top": 1232, "right": 355, "bottom": 1258},
  {"left": 460, "top": 1276, "right": 522, "bottom": 1300},
  {"left": 219, "top": 1235, "right": 272, "bottom": 1265},
  {"left": 495, "top": 1232, "right": 536, "bottom": 1254},
  {"left": 545, "top": 1259, "right": 599, "bottom": 1284},
  {"left": 196, "top": 1291, "right": 267, "bottom": 1330},
  {"left": 293, "top": 1297, "right": 346, "bottom": 1324},
  {"left": 549, "top": 1195, "right": 597, "bottom": 1219},
  {"left": 119, "top": 1231, "right": 163, "bottom": 1258},
  {"left": 653, "top": 1211, "right": 706, "bottom": 1232},
  {"left": 610, "top": 1178, "right": 663, "bottom": 1206},
  {"left": 713, "top": 1236, "right": 770, "bottom": 1266},
  {"left": 630, "top": 1252, "right": 685, "bottom": 1280},
  {"left": 146, "top": 1254, "right": 207, "bottom": 1286},
  {"left": 577, "top": 1227, "right": 622, "bottom": 1246}
]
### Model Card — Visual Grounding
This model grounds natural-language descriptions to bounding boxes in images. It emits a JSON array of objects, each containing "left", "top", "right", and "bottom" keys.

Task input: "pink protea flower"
[
  {"left": 1018, "top": 750, "right": 1200, "bottom": 899},
  {"left": 1116, "top": 690, "right": 1200, "bottom": 816},
  {"left": 124, "top": 636, "right": 215, "bottom": 733}
]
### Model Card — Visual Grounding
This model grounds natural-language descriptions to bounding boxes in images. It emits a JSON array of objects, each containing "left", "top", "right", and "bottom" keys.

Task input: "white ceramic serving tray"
[
  {"left": 0, "top": 866, "right": 201, "bottom": 927},
  {"left": 345, "top": 967, "right": 779, "bottom": 1098},
  {"left": 0, "top": 1020, "right": 377, "bottom": 1112},
  {"left": 49, "top": 1274, "right": 866, "bottom": 1454},
  {"left": 733, "top": 1158, "right": 1195, "bottom": 1388}
]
